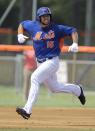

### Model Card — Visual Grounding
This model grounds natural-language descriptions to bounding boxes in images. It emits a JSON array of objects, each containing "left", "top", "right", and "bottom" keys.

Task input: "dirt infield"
[{"left": 0, "top": 107, "right": 95, "bottom": 130}]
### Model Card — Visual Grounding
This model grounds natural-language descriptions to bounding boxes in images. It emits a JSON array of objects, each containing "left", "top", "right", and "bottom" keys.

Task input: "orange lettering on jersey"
[
  {"left": 34, "top": 32, "right": 42, "bottom": 40},
  {"left": 44, "top": 30, "right": 55, "bottom": 39},
  {"left": 48, "top": 30, "right": 55, "bottom": 38},
  {"left": 33, "top": 30, "right": 55, "bottom": 41}
]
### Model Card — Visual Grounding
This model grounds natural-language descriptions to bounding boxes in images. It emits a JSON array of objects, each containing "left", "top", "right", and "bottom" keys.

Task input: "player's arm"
[
  {"left": 58, "top": 25, "right": 78, "bottom": 52},
  {"left": 71, "top": 31, "right": 78, "bottom": 44},
  {"left": 17, "top": 24, "right": 29, "bottom": 44},
  {"left": 68, "top": 31, "right": 78, "bottom": 52}
]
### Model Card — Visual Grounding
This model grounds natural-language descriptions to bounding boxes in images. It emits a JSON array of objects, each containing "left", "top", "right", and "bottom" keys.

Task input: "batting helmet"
[{"left": 37, "top": 7, "right": 52, "bottom": 20}]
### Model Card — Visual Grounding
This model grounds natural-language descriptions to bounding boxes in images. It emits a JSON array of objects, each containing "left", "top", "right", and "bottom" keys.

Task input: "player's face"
[{"left": 40, "top": 15, "right": 51, "bottom": 26}]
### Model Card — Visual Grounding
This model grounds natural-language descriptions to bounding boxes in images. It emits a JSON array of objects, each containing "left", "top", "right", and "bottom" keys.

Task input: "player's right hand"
[{"left": 17, "top": 34, "right": 29, "bottom": 43}]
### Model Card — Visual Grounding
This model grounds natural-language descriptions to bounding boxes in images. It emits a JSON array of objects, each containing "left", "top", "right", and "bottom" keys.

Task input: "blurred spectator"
[{"left": 23, "top": 50, "right": 37, "bottom": 100}]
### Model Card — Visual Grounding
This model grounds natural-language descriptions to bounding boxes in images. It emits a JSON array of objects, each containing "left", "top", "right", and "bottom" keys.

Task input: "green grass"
[
  {"left": 0, "top": 86, "right": 25, "bottom": 106},
  {"left": 0, "top": 85, "right": 95, "bottom": 108}
]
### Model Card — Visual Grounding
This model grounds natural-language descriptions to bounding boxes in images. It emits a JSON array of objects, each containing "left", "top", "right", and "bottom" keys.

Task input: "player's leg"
[
  {"left": 44, "top": 73, "right": 80, "bottom": 95},
  {"left": 22, "top": 57, "right": 59, "bottom": 114},
  {"left": 44, "top": 73, "right": 86, "bottom": 105}
]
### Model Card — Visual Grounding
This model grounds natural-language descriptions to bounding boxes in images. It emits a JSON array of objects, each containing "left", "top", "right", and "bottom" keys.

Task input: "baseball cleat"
[
  {"left": 16, "top": 107, "right": 31, "bottom": 120},
  {"left": 78, "top": 85, "right": 86, "bottom": 105}
]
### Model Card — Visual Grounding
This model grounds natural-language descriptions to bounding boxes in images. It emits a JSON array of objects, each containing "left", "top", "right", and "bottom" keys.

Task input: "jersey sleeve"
[
  {"left": 58, "top": 25, "right": 77, "bottom": 37},
  {"left": 20, "top": 20, "right": 33, "bottom": 33}
]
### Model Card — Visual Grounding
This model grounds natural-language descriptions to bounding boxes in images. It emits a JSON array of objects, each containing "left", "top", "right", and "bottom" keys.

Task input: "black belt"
[{"left": 37, "top": 57, "right": 53, "bottom": 63}]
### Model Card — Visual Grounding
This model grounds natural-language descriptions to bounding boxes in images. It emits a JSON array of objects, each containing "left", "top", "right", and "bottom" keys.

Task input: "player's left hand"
[{"left": 68, "top": 43, "right": 78, "bottom": 52}]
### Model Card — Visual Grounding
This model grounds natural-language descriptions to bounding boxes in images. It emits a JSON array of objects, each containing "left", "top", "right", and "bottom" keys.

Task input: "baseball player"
[{"left": 16, "top": 7, "right": 86, "bottom": 119}]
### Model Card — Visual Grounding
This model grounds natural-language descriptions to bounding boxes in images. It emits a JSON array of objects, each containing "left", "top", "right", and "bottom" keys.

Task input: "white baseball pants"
[{"left": 23, "top": 57, "right": 81, "bottom": 114}]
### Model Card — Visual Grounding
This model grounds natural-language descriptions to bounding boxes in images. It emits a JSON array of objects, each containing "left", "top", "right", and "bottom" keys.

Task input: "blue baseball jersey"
[{"left": 21, "top": 20, "right": 77, "bottom": 59}]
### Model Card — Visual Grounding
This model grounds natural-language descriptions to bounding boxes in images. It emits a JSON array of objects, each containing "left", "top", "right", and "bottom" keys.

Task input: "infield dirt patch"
[{"left": 0, "top": 107, "right": 95, "bottom": 130}]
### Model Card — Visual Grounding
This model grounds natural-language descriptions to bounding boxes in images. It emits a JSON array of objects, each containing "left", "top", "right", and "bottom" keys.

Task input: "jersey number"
[{"left": 47, "top": 41, "right": 54, "bottom": 48}]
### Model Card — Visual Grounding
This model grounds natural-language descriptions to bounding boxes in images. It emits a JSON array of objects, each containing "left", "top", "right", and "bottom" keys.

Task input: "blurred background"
[
  {"left": 0, "top": 0, "right": 95, "bottom": 104},
  {"left": 0, "top": 0, "right": 95, "bottom": 45}
]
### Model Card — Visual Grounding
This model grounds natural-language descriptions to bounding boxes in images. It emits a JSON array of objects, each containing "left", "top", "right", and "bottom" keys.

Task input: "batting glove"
[
  {"left": 68, "top": 43, "right": 78, "bottom": 52},
  {"left": 17, "top": 34, "right": 29, "bottom": 44}
]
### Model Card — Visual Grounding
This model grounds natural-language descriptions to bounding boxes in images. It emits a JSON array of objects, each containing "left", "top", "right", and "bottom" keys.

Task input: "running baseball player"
[{"left": 16, "top": 7, "right": 86, "bottom": 119}]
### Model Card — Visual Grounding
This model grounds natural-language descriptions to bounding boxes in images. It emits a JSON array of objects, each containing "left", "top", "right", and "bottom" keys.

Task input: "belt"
[{"left": 37, "top": 57, "right": 53, "bottom": 63}]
